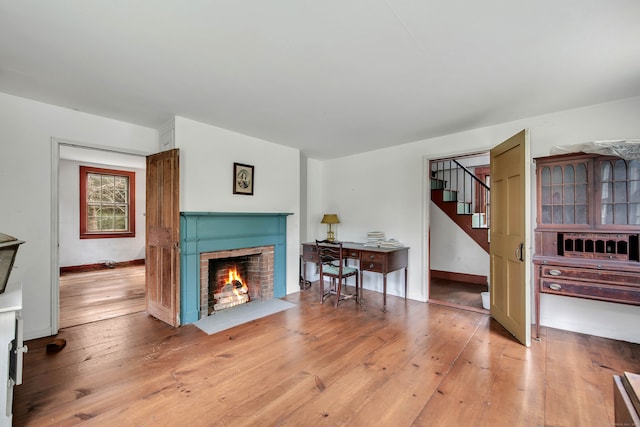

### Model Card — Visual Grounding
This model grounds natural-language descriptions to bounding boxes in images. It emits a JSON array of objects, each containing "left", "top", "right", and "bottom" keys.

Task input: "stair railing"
[{"left": 430, "top": 158, "right": 491, "bottom": 228}]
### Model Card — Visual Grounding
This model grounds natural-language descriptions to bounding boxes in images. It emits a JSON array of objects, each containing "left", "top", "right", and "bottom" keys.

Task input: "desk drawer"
[
  {"left": 541, "top": 265, "right": 639, "bottom": 286},
  {"left": 343, "top": 249, "right": 361, "bottom": 259},
  {"left": 302, "top": 244, "right": 318, "bottom": 262},
  {"left": 361, "top": 252, "right": 385, "bottom": 263},
  {"left": 361, "top": 261, "right": 384, "bottom": 273},
  {"left": 540, "top": 278, "right": 640, "bottom": 304}
]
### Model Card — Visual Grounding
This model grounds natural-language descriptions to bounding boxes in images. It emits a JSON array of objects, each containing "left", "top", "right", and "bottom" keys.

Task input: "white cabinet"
[{"left": 0, "top": 282, "right": 26, "bottom": 426}]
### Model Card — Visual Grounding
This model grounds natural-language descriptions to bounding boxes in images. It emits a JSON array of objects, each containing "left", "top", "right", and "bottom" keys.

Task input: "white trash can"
[{"left": 481, "top": 291, "right": 490, "bottom": 310}]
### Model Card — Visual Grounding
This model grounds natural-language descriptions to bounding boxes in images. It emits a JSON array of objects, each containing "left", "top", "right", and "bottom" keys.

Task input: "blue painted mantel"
[{"left": 180, "top": 212, "right": 292, "bottom": 325}]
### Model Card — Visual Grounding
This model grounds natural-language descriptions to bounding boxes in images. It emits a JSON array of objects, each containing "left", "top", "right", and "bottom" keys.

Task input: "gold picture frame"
[{"left": 233, "top": 162, "right": 254, "bottom": 195}]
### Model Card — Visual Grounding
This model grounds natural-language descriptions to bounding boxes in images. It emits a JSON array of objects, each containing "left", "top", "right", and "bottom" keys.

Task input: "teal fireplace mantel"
[{"left": 180, "top": 212, "right": 292, "bottom": 324}]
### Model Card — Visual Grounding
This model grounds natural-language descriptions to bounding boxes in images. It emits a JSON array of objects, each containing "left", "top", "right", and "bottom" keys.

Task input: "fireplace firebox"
[{"left": 200, "top": 245, "right": 274, "bottom": 318}]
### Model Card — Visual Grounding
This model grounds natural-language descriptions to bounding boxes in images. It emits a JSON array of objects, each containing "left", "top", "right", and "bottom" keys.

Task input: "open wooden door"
[
  {"left": 146, "top": 149, "right": 180, "bottom": 326},
  {"left": 490, "top": 130, "right": 530, "bottom": 346}
]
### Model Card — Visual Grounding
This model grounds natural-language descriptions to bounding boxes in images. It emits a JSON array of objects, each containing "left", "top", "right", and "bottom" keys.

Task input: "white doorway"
[{"left": 52, "top": 139, "right": 149, "bottom": 332}]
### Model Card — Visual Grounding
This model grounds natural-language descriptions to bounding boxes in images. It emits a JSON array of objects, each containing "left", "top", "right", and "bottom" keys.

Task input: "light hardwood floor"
[
  {"left": 14, "top": 283, "right": 640, "bottom": 426},
  {"left": 59, "top": 265, "right": 145, "bottom": 329}
]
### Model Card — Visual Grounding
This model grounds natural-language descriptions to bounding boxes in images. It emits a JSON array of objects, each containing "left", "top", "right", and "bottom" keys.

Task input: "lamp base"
[{"left": 326, "top": 229, "right": 336, "bottom": 242}]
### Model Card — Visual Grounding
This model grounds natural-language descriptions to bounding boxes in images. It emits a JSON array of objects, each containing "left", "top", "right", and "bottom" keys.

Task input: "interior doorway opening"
[
  {"left": 54, "top": 140, "right": 149, "bottom": 331},
  {"left": 428, "top": 151, "right": 490, "bottom": 313}
]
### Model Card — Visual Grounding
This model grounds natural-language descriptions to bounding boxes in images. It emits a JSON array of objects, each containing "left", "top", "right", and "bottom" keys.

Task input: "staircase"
[{"left": 430, "top": 158, "right": 490, "bottom": 253}]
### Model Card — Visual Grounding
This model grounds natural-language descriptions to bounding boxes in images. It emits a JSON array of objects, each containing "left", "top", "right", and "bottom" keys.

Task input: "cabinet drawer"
[
  {"left": 540, "top": 278, "right": 640, "bottom": 304},
  {"left": 361, "top": 261, "right": 384, "bottom": 273},
  {"left": 540, "top": 265, "right": 639, "bottom": 286}
]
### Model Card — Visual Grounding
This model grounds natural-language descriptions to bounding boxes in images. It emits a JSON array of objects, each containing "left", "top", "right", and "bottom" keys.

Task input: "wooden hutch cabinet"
[{"left": 533, "top": 153, "right": 640, "bottom": 338}]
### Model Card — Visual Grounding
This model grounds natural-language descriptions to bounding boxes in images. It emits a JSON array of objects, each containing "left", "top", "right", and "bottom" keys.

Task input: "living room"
[{"left": 1, "top": 2, "right": 640, "bottom": 424}]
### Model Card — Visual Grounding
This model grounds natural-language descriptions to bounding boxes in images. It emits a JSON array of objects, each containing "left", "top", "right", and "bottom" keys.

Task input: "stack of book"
[
  {"left": 364, "top": 232, "right": 403, "bottom": 247},
  {"left": 366, "top": 231, "right": 385, "bottom": 244}
]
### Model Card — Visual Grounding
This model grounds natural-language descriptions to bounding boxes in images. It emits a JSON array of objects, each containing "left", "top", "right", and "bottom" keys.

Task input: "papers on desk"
[{"left": 365, "top": 232, "right": 403, "bottom": 247}]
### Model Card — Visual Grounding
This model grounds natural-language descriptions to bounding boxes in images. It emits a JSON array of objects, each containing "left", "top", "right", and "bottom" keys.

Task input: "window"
[{"left": 80, "top": 166, "right": 136, "bottom": 239}]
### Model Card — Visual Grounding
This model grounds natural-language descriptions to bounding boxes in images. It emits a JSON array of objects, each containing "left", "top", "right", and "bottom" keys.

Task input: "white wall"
[
  {"left": 310, "top": 96, "right": 640, "bottom": 343},
  {"left": 173, "top": 117, "right": 301, "bottom": 295},
  {"left": 429, "top": 205, "right": 489, "bottom": 277},
  {"left": 58, "top": 159, "right": 146, "bottom": 267},
  {"left": 0, "top": 92, "right": 158, "bottom": 339}
]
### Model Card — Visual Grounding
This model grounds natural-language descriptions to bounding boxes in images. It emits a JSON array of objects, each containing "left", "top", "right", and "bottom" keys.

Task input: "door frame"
[
  {"left": 423, "top": 133, "right": 532, "bottom": 344},
  {"left": 50, "top": 137, "right": 150, "bottom": 335}
]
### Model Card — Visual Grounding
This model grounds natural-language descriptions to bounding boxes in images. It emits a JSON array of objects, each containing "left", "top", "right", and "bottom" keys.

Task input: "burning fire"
[
  {"left": 228, "top": 267, "right": 249, "bottom": 296},
  {"left": 213, "top": 266, "right": 250, "bottom": 312}
]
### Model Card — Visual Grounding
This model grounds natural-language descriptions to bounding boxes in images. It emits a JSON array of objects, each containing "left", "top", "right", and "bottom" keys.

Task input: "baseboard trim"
[
  {"left": 430, "top": 269, "right": 487, "bottom": 286},
  {"left": 60, "top": 259, "right": 145, "bottom": 274}
]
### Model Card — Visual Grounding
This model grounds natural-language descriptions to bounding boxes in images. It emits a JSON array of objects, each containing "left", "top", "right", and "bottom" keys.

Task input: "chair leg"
[
  {"left": 319, "top": 274, "right": 324, "bottom": 304},
  {"left": 335, "top": 276, "right": 342, "bottom": 308}
]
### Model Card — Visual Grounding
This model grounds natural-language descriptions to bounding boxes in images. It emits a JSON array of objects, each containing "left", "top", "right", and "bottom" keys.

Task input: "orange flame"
[{"left": 228, "top": 267, "right": 249, "bottom": 296}]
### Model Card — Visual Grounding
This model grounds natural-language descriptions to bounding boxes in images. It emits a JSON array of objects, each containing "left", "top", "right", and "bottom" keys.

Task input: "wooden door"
[
  {"left": 146, "top": 149, "right": 180, "bottom": 326},
  {"left": 490, "top": 130, "right": 530, "bottom": 346}
]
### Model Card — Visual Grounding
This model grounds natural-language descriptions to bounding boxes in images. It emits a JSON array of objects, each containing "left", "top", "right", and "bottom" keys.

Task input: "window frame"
[{"left": 79, "top": 165, "right": 136, "bottom": 239}]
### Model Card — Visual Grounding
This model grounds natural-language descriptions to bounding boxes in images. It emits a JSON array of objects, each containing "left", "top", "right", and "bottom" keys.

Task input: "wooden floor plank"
[
  {"left": 13, "top": 280, "right": 640, "bottom": 426},
  {"left": 59, "top": 265, "right": 145, "bottom": 329}
]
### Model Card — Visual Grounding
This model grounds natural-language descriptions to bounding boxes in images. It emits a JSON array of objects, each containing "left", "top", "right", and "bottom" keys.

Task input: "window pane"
[
  {"left": 564, "top": 185, "right": 574, "bottom": 204},
  {"left": 601, "top": 204, "right": 613, "bottom": 224},
  {"left": 629, "top": 203, "right": 640, "bottom": 225},
  {"left": 601, "top": 182, "right": 613, "bottom": 203},
  {"left": 614, "top": 181, "right": 627, "bottom": 203},
  {"left": 541, "top": 186, "right": 551, "bottom": 204},
  {"left": 541, "top": 167, "right": 551, "bottom": 185},
  {"left": 563, "top": 206, "right": 575, "bottom": 224},
  {"left": 629, "top": 160, "right": 640, "bottom": 180},
  {"left": 601, "top": 161, "right": 612, "bottom": 181},
  {"left": 564, "top": 165, "right": 574, "bottom": 184},
  {"left": 614, "top": 160, "right": 627, "bottom": 181},
  {"left": 552, "top": 206, "right": 563, "bottom": 223},
  {"left": 576, "top": 204, "right": 588, "bottom": 224},
  {"left": 114, "top": 189, "right": 127, "bottom": 203},
  {"left": 552, "top": 186, "right": 562, "bottom": 204},
  {"left": 576, "top": 163, "right": 587, "bottom": 183},
  {"left": 552, "top": 166, "right": 563, "bottom": 184},
  {"left": 630, "top": 180, "right": 640, "bottom": 203},
  {"left": 114, "top": 216, "right": 127, "bottom": 230},
  {"left": 613, "top": 203, "right": 627, "bottom": 224},
  {"left": 541, "top": 206, "right": 552, "bottom": 223},
  {"left": 100, "top": 217, "right": 114, "bottom": 230},
  {"left": 614, "top": 203, "right": 628, "bottom": 224},
  {"left": 576, "top": 184, "right": 587, "bottom": 204}
]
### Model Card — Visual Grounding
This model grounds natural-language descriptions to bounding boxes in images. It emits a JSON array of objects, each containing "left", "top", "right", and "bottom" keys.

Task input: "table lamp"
[{"left": 321, "top": 214, "right": 340, "bottom": 242}]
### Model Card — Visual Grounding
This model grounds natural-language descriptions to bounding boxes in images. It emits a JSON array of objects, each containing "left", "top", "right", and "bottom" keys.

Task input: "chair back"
[{"left": 315, "top": 239, "right": 343, "bottom": 269}]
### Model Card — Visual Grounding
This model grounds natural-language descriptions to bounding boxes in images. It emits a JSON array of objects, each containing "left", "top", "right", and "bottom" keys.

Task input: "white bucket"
[{"left": 481, "top": 292, "right": 490, "bottom": 310}]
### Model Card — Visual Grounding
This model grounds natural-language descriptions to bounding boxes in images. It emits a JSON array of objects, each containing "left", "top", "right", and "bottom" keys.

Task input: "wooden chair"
[{"left": 315, "top": 239, "right": 359, "bottom": 307}]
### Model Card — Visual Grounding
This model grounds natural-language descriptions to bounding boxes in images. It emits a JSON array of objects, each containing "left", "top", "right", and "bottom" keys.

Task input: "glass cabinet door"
[
  {"left": 539, "top": 161, "right": 589, "bottom": 225},
  {"left": 599, "top": 158, "right": 640, "bottom": 225}
]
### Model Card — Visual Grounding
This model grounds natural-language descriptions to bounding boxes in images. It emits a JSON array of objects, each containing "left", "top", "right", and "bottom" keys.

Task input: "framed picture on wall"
[{"left": 233, "top": 162, "right": 254, "bottom": 195}]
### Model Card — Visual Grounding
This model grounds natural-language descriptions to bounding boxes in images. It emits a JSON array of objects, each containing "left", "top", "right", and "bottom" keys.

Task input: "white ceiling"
[{"left": 2, "top": 1, "right": 640, "bottom": 160}]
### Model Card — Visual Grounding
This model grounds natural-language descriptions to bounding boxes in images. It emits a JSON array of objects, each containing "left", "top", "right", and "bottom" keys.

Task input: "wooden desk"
[{"left": 301, "top": 242, "right": 409, "bottom": 311}]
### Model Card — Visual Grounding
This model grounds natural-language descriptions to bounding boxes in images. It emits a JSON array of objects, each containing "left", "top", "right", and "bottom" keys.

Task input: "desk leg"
[
  {"left": 404, "top": 267, "right": 408, "bottom": 300},
  {"left": 383, "top": 274, "right": 387, "bottom": 312}
]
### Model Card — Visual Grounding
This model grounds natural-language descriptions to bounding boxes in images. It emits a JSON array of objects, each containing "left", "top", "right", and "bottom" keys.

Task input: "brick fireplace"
[
  {"left": 200, "top": 245, "right": 274, "bottom": 318},
  {"left": 180, "top": 212, "right": 291, "bottom": 324}
]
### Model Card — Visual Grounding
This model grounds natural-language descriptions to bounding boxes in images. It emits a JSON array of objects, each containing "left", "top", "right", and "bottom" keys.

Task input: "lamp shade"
[{"left": 320, "top": 214, "right": 340, "bottom": 225}]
